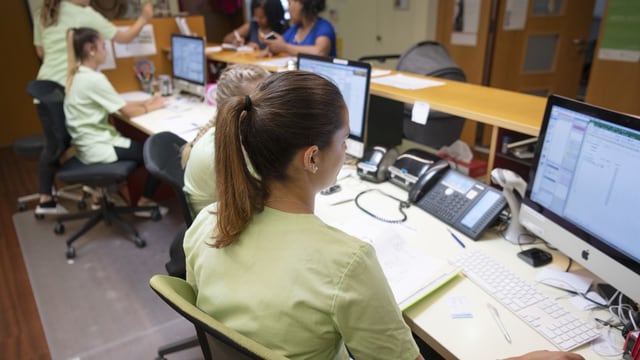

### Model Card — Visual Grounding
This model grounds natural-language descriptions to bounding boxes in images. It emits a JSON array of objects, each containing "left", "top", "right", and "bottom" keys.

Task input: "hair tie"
[{"left": 244, "top": 95, "right": 252, "bottom": 112}]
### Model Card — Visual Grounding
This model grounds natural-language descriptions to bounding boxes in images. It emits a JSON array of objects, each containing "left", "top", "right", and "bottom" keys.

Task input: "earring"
[
  {"left": 311, "top": 164, "right": 318, "bottom": 173},
  {"left": 89, "top": 51, "right": 95, "bottom": 57}
]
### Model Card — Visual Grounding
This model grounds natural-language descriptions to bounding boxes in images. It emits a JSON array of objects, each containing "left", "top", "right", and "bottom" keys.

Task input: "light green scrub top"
[
  {"left": 183, "top": 126, "right": 216, "bottom": 215},
  {"left": 184, "top": 204, "right": 420, "bottom": 360},
  {"left": 33, "top": 1, "right": 118, "bottom": 86},
  {"left": 64, "top": 66, "right": 129, "bottom": 164}
]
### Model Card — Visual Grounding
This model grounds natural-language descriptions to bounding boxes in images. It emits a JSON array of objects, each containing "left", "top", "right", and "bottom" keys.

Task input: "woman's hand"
[
  {"left": 140, "top": 2, "right": 154, "bottom": 21},
  {"left": 145, "top": 95, "right": 166, "bottom": 112},
  {"left": 264, "top": 34, "right": 288, "bottom": 55},
  {"left": 506, "top": 350, "right": 585, "bottom": 360}
]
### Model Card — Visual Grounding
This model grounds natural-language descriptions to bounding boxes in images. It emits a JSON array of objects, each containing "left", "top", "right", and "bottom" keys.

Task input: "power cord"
[{"left": 354, "top": 189, "right": 409, "bottom": 224}]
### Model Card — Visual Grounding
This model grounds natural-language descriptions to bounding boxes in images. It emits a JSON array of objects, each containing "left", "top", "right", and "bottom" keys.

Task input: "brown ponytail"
[
  {"left": 212, "top": 97, "right": 264, "bottom": 248},
  {"left": 65, "top": 27, "right": 100, "bottom": 93}
]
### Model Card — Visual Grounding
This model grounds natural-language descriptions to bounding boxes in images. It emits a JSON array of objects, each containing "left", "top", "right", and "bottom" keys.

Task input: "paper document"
[
  {"left": 257, "top": 57, "right": 296, "bottom": 68},
  {"left": 113, "top": 24, "right": 157, "bottom": 58},
  {"left": 371, "top": 74, "right": 445, "bottom": 90},
  {"left": 371, "top": 69, "right": 392, "bottom": 77},
  {"left": 320, "top": 212, "right": 460, "bottom": 310}
]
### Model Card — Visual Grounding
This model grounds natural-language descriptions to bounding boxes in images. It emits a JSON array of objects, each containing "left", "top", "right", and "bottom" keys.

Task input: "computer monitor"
[
  {"left": 171, "top": 34, "right": 206, "bottom": 98},
  {"left": 297, "top": 54, "right": 371, "bottom": 159},
  {"left": 520, "top": 95, "right": 640, "bottom": 303}
]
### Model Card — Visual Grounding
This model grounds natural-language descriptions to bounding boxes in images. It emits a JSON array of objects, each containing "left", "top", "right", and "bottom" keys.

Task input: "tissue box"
[{"left": 437, "top": 153, "right": 487, "bottom": 178}]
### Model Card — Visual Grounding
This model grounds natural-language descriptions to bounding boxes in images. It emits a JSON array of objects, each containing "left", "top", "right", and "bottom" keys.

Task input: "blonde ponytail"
[{"left": 65, "top": 28, "right": 79, "bottom": 93}]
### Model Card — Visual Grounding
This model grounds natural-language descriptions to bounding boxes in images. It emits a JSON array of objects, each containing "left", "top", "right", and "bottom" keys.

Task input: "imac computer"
[
  {"left": 171, "top": 34, "right": 206, "bottom": 98},
  {"left": 297, "top": 54, "right": 371, "bottom": 159},
  {"left": 520, "top": 95, "right": 640, "bottom": 303}
]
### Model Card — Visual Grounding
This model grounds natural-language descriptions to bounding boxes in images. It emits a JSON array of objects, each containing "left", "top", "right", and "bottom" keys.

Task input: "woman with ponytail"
[
  {"left": 33, "top": 0, "right": 154, "bottom": 87},
  {"left": 33, "top": 0, "right": 154, "bottom": 214},
  {"left": 63, "top": 27, "right": 167, "bottom": 216},
  {"left": 181, "top": 63, "right": 270, "bottom": 216}
]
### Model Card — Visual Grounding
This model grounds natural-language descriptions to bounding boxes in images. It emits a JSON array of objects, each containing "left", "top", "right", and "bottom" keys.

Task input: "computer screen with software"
[
  {"left": 297, "top": 54, "right": 371, "bottom": 159},
  {"left": 520, "top": 95, "right": 640, "bottom": 303},
  {"left": 171, "top": 34, "right": 206, "bottom": 98}
]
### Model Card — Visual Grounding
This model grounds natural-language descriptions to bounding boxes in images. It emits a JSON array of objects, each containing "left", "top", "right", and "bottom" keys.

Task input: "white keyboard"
[{"left": 449, "top": 250, "right": 600, "bottom": 351}]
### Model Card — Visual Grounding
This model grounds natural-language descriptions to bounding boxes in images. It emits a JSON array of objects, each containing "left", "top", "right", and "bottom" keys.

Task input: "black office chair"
[
  {"left": 143, "top": 131, "right": 199, "bottom": 358},
  {"left": 26, "top": 79, "right": 161, "bottom": 259},
  {"left": 360, "top": 41, "right": 468, "bottom": 149}
]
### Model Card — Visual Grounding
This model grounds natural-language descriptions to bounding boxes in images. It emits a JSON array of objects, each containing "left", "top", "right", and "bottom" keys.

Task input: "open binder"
[{"left": 319, "top": 210, "right": 460, "bottom": 310}]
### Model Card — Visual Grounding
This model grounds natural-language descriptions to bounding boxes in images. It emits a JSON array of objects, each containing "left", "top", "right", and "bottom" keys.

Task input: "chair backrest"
[
  {"left": 143, "top": 131, "right": 193, "bottom": 226},
  {"left": 26, "top": 80, "right": 71, "bottom": 163},
  {"left": 396, "top": 41, "right": 466, "bottom": 82},
  {"left": 149, "top": 275, "right": 290, "bottom": 360}
]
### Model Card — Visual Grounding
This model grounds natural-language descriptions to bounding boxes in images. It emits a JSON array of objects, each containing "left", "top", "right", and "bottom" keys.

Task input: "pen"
[
  {"left": 233, "top": 30, "right": 243, "bottom": 44},
  {"left": 487, "top": 303, "right": 512, "bottom": 343},
  {"left": 446, "top": 228, "right": 465, "bottom": 248}
]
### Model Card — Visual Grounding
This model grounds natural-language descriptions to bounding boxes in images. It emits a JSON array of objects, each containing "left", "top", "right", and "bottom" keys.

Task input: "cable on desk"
[{"left": 354, "top": 189, "right": 409, "bottom": 224}]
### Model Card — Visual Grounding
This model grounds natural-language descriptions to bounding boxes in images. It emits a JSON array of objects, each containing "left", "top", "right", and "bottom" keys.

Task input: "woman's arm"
[
  {"left": 223, "top": 23, "right": 250, "bottom": 45},
  {"left": 264, "top": 33, "right": 332, "bottom": 56},
  {"left": 119, "top": 95, "right": 166, "bottom": 118},
  {"left": 112, "top": 3, "right": 154, "bottom": 43}
]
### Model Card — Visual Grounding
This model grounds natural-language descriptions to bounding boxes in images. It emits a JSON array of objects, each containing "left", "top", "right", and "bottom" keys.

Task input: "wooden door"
[{"left": 490, "top": 0, "right": 595, "bottom": 98}]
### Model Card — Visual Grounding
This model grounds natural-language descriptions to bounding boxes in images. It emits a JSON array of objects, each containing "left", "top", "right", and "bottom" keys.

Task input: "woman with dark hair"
[
  {"left": 183, "top": 71, "right": 584, "bottom": 360},
  {"left": 264, "top": 0, "right": 336, "bottom": 57},
  {"left": 223, "top": 0, "right": 287, "bottom": 50}
]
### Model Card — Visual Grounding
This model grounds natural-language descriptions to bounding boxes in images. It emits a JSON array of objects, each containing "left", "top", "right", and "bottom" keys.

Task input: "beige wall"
[{"left": 325, "top": 0, "right": 438, "bottom": 62}]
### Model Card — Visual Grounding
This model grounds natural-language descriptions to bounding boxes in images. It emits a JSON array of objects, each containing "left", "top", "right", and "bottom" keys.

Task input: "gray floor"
[{"left": 13, "top": 204, "right": 203, "bottom": 360}]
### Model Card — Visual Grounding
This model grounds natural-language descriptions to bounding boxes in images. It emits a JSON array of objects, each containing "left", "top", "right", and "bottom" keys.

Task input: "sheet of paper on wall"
[
  {"left": 97, "top": 39, "right": 116, "bottom": 71},
  {"left": 175, "top": 17, "right": 192, "bottom": 35},
  {"left": 411, "top": 101, "right": 430, "bottom": 125},
  {"left": 503, "top": 0, "right": 528, "bottom": 30},
  {"left": 371, "top": 74, "right": 445, "bottom": 90},
  {"left": 114, "top": 24, "right": 157, "bottom": 58},
  {"left": 450, "top": 0, "right": 481, "bottom": 46}
]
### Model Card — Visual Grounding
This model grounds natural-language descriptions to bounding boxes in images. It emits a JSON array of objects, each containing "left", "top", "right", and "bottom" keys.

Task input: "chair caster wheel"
[
  {"left": 35, "top": 213, "right": 45, "bottom": 220},
  {"left": 18, "top": 202, "right": 27, "bottom": 211},
  {"left": 66, "top": 247, "right": 76, "bottom": 259},
  {"left": 54, "top": 222, "right": 65, "bottom": 235},
  {"left": 134, "top": 237, "right": 146, "bottom": 248},
  {"left": 151, "top": 208, "right": 162, "bottom": 221},
  {"left": 77, "top": 200, "right": 87, "bottom": 210}
]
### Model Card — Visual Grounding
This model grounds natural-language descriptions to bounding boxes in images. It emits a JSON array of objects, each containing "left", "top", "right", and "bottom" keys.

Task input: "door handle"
[{"left": 572, "top": 38, "right": 588, "bottom": 54}]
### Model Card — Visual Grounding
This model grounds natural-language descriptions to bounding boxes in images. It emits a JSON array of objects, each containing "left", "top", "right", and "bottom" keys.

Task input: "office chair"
[
  {"left": 26, "top": 79, "right": 160, "bottom": 259},
  {"left": 143, "top": 131, "right": 198, "bottom": 357},
  {"left": 15, "top": 90, "right": 84, "bottom": 216},
  {"left": 150, "top": 274, "right": 290, "bottom": 360},
  {"left": 360, "top": 41, "right": 468, "bottom": 149}
]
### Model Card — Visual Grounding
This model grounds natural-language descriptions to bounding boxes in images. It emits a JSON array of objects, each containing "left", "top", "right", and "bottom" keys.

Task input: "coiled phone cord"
[{"left": 354, "top": 189, "right": 410, "bottom": 224}]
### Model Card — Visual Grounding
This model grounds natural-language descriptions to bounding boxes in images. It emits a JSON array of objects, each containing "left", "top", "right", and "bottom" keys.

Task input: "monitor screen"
[
  {"left": 297, "top": 54, "right": 371, "bottom": 159},
  {"left": 520, "top": 95, "right": 640, "bottom": 303},
  {"left": 171, "top": 34, "right": 206, "bottom": 97}
]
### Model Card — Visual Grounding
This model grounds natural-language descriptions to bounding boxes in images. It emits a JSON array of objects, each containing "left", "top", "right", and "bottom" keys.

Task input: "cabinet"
[{"left": 493, "top": 129, "right": 536, "bottom": 182}]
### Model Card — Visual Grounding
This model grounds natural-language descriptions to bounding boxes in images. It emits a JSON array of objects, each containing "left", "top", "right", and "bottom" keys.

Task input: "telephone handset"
[
  {"left": 408, "top": 159, "right": 451, "bottom": 202},
  {"left": 409, "top": 163, "right": 507, "bottom": 240}
]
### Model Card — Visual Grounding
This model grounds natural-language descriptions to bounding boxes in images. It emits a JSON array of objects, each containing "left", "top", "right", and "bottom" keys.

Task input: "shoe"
[
  {"left": 134, "top": 205, "right": 169, "bottom": 218},
  {"left": 35, "top": 200, "right": 69, "bottom": 215}
]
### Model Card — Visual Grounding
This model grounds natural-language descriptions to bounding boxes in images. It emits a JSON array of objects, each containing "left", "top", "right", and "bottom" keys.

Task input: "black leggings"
[
  {"left": 39, "top": 140, "right": 159, "bottom": 200},
  {"left": 114, "top": 140, "right": 160, "bottom": 200}
]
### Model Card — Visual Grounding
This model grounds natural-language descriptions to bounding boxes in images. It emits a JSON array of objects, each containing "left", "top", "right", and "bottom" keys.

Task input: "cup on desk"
[{"left": 139, "top": 76, "right": 155, "bottom": 94}]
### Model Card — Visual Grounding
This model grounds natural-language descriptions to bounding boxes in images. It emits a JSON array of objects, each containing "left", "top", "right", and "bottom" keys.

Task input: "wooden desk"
[
  {"left": 316, "top": 173, "right": 609, "bottom": 359},
  {"left": 206, "top": 49, "right": 546, "bottom": 181}
]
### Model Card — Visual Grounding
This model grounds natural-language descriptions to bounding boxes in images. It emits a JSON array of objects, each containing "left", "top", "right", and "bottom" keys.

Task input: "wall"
[
  {"left": 0, "top": 0, "right": 41, "bottom": 147},
  {"left": 325, "top": 0, "right": 437, "bottom": 61}
]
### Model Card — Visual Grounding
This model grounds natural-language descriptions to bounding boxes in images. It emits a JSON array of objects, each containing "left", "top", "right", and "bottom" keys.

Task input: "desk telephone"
[{"left": 409, "top": 159, "right": 507, "bottom": 240}]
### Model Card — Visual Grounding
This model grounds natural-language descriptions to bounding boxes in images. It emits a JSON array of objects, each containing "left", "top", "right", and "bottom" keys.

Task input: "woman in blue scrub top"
[{"left": 264, "top": 0, "right": 336, "bottom": 57}]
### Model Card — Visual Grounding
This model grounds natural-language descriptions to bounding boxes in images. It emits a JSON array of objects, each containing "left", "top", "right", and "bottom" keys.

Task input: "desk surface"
[
  {"left": 206, "top": 49, "right": 545, "bottom": 137},
  {"left": 315, "top": 172, "right": 612, "bottom": 360},
  {"left": 119, "top": 92, "right": 215, "bottom": 141}
]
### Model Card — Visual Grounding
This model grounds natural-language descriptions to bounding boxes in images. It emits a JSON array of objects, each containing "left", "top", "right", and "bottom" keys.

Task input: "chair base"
[
  {"left": 54, "top": 191, "right": 161, "bottom": 259},
  {"left": 156, "top": 335, "right": 199, "bottom": 360},
  {"left": 18, "top": 184, "right": 86, "bottom": 213}
]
